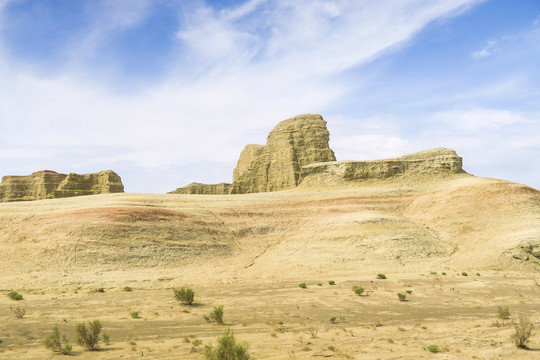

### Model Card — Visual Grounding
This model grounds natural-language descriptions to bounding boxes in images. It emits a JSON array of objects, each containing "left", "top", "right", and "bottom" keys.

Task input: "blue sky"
[{"left": 0, "top": 0, "right": 539, "bottom": 192}]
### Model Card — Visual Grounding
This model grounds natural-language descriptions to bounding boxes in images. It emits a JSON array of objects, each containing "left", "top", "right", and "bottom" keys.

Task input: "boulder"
[
  {"left": 0, "top": 170, "right": 124, "bottom": 202},
  {"left": 300, "top": 148, "right": 465, "bottom": 186},
  {"left": 230, "top": 114, "right": 336, "bottom": 193},
  {"left": 168, "top": 182, "right": 231, "bottom": 195}
]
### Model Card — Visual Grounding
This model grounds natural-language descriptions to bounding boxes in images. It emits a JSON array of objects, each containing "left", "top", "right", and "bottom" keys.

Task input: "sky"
[{"left": 0, "top": 0, "right": 539, "bottom": 192}]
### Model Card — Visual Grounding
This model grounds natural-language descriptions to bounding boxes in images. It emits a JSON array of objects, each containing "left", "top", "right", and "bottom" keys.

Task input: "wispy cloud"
[{"left": 471, "top": 40, "right": 500, "bottom": 58}]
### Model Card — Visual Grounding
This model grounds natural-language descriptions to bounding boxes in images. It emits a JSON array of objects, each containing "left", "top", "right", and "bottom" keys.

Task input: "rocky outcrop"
[
  {"left": 53, "top": 170, "right": 124, "bottom": 198},
  {"left": 169, "top": 182, "right": 231, "bottom": 195},
  {"left": 230, "top": 114, "right": 336, "bottom": 193},
  {"left": 300, "top": 148, "right": 465, "bottom": 186},
  {"left": 0, "top": 170, "right": 124, "bottom": 202}
]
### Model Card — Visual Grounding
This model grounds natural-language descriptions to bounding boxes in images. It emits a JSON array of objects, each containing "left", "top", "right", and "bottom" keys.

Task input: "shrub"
[
  {"left": 511, "top": 314, "right": 535, "bottom": 349},
  {"left": 204, "top": 328, "right": 250, "bottom": 360},
  {"left": 430, "top": 271, "right": 437, "bottom": 275},
  {"left": 426, "top": 344, "right": 439, "bottom": 353},
  {"left": 209, "top": 306, "right": 224, "bottom": 324},
  {"left": 317, "top": 282, "right": 322, "bottom": 286},
  {"left": 397, "top": 293, "right": 406, "bottom": 301},
  {"left": 10, "top": 306, "right": 25, "bottom": 319},
  {"left": 461, "top": 272, "right": 468, "bottom": 276},
  {"left": 405, "top": 290, "right": 413, "bottom": 295},
  {"left": 131, "top": 311, "right": 140, "bottom": 319},
  {"left": 476, "top": 272, "right": 481, "bottom": 276},
  {"left": 330, "top": 317, "right": 337, "bottom": 323},
  {"left": 96, "top": 287, "right": 104, "bottom": 293},
  {"left": 299, "top": 283, "right": 307, "bottom": 289},
  {"left": 44, "top": 324, "right": 72, "bottom": 354},
  {"left": 353, "top": 286, "right": 364, "bottom": 296},
  {"left": 497, "top": 306, "right": 510, "bottom": 321},
  {"left": 102, "top": 333, "right": 110, "bottom": 345},
  {"left": 7, "top": 291, "right": 23, "bottom": 301},
  {"left": 193, "top": 339, "right": 203, "bottom": 346},
  {"left": 328, "top": 280, "right": 336, "bottom": 285},
  {"left": 76, "top": 319, "right": 103, "bottom": 350},
  {"left": 0, "top": 339, "right": 3, "bottom": 345},
  {"left": 123, "top": 286, "right": 133, "bottom": 292},
  {"left": 173, "top": 287, "right": 195, "bottom": 305},
  {"left": 441, "top": 272, "right": 447, "bottom": 275},
  {"left": 376, "top": 274, "right": 387, "bottom": 279}
]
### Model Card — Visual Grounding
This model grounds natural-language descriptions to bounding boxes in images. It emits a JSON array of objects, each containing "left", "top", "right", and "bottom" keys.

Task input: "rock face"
[
  {"left": 0, "top": 170, "right": 124, "bottom": 202},
  {"left": 230, "top": 114, "right": 336, "bottom": 193},
  {"left": 169, "top": 182, "right": 231, "bottom": 195},
  {"left": 300, "top": 148, "right": 465, "bottom": 186}
]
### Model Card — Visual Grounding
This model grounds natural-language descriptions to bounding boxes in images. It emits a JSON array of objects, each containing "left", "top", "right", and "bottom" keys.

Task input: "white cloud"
[
  {"left": 471, "top": 40, "right": 499, "bottom": 58},
  {"left": 431, "top": 107, "right": 531, "bottom": 132},
  {"left": 0, "top": 0, "right": 490, "bottom": 191}
]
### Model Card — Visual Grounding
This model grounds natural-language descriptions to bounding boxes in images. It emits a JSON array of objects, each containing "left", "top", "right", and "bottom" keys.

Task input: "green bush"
[
  {"left": 461, "top": 272, "right": 468, "bottom": 276},
  {"left": 204, "top": 328, "right": 250, "bottom": 360},
  {"left": 330, "top": 317, "right": 337, "bottom": 323},
  {"left": 131, "top": 311, "right": 140, "bottom": 319},
  {"left": 426, "top": 344, "right": 439, "bottom": 353},
  {"left": 397, "top": 293, "right": 406, "bottom": 301},
  {"left": 476, "top": 272, "right": 481, "bottom": 276},
  {"left": 497, "top": 306, "right": 510, "bottom": 321},
  {"left": 76, "top": 319, "right": 103, "bottom": 350},
  {"left": 0, "top": 339, "right": 3, "bottom": 345},
  {"left": 353, "top": 286, "right": 364, "bottom": 296},
  {"left": 102, "top": 333, "right": 111, "bottom": 345},
  {"left": 209, "top": 306, "right": 224, "bottom": 324},
  {"left": 44, "top": 324, "right": 72, "bottom": 354},
  {"left": 123, "top": 286, "right": 133, "bottom": 292},
  {"left": 173, "top": 287, "right": 195, "bottom": 305},
  {"left": 7, "top": 291, "right": 23, "bottom": 301},
  {"left": 376, "top": 274, "right": 387, "bottom": 279},
  {"left": 511, "top": 314, "right": 534, "bottom": 349},
  {"left": 328, "top": 280, "right": 336, "bottom": 285},
  {"left": 317, "top": 282, "right": 322, "bottom": 286},
  {"left": 441, "top": 272, "right": 447, "bottom": 276},
  {"left": 193, "top": 339, "right": 203, "bottom": 347},
  {"left": 299, "top": 283, "right": 307, "bottom": 289},
  {"left": 405, "top": 290, "right": 412, "bottom": 295},
  {"left": 430, "top": 271, "right": 437, "bottom": 275}
]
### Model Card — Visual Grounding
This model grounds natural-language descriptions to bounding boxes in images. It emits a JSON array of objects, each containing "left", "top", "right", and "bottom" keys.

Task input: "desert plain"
[{"left": 1, "top": 172, "right": 539, "bottom": 359}]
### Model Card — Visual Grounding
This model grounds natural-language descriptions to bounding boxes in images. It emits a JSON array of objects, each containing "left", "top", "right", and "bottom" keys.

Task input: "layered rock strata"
[
  {"left": 0, "top": 170, "right": 124, "bottom": 202},
  {"left": 300, "top": 148, "right": 464, "bottom": 186},
  {"left": 169, "top": 182, "right": 231, "bottom": 195}
]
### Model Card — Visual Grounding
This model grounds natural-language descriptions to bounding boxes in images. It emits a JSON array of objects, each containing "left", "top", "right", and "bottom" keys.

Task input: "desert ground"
[{"left": 1, "top": 174, "right": 539, "bottom": 358}]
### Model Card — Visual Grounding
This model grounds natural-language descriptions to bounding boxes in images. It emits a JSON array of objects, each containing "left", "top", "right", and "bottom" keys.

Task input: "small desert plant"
[
  {"left": 430, "top": 271, "right": 437, "bottom": 275},
  {"left": 193, "top": 339, "right": 203, "bottom": 346},
  {"left": 44, "top": 324, "right": 72, "bottom": 354},
  {"left": 442, "top": 272, "right": 447, "bottom": 275},
  {"left": 405, "top": 290, "right": 413, "bottom": 295},
  {"left": 476, "top": 273, "right": 481, "bottom": 276},
  {"left": 317, "top": 282, "right": 322, "bottom": 286},
  {"left": 102, "top": 333, "right": 110, "bottom": 345},
  {"left": 173, "top": 287, "right": 195, "bottom": 305},
  {"left": 376, "top": 274, "right": 387, "bottom": 279},
  {"left": 461, "top": 272, "right": 468, "bottom": 276},
  {"left": 204, "top": 328, "right": 250, "bottom": 360},
  {"left": 328, "top": 280, "right": 336, "bottom": 285},
  {"left": 330, "top": 317, "right": 337, "bottom": 323},
  {"left": 96, "top": 287, "right": 105, "bottom": 292},
  {"left": 511, "top": 314, "right": 535, "bottom": 349},
  {"left": 131, "top": 311, "right": 140, "bottom": 319},
  {"left": 308, "top": 327, "right": 318, "bottom": 338},
  {"left": 0, "top": 339, "right": 3, "bottom": 345},
  {"left": 209, "top": 306, "right": 224, "bottom": 324},
  {"left": 353, "top": 286, "right": 364, "bottom": 296},
  {"left": 7, "top": 290, "right": 23, "bottom": 301},
  {"left": 76, "top": 319, "right": 103, "bottom": 350},
  {"left": 497, "top": 306, "right": 511, "bottom": 322},
  {"left": 123, "top": 286, "right": 133, "bottom": 292},
  {"left": 10, "top": 306, "right": 25, "bottom": 319},
  {"left": 426, "top": 344, "right": 439, "bottom": 353},
  {"left": 299, "top": 283, "right": 307, "bottom": 289},
  {"left": 397, "top": 293, "right": 406, "bottom": 301}
]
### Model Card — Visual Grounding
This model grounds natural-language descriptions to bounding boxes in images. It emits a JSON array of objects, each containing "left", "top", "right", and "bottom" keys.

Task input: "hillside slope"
[{"left": 0, "top": 174, "right": 538, "bottom": 289}]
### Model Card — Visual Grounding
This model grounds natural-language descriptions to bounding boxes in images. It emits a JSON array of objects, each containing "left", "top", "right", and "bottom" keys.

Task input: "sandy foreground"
[
  {"left": 1, "top": 175, "right": 539, "bottom": 358},
  {"left": 1, "top": 273, "right": 539, "bottom": 359}
]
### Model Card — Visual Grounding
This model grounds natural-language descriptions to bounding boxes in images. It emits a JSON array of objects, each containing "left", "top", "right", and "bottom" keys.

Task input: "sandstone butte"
[
  {"left": 169, "top": 114, "right": 465, "bottom": 194},
  {"left": 0, "top": 169, "right": 124, "bottom": 202}
]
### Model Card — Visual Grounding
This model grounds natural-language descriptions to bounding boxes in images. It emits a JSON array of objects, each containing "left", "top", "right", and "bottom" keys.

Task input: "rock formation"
[
  {"left": 169, "top": 182, "right": 231, "bottom": 195},
  {"left": 300, "top": 148, "right": 465, "bottom": 186},
  {"left": 0, "top": 170, "right": 124, "bottom": 202},
  {"left": 230, "top": 114, "right": 336, "bottom": 193},
  {"left": 168, "top": 114, "right": 467, "bottom": 194}
]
